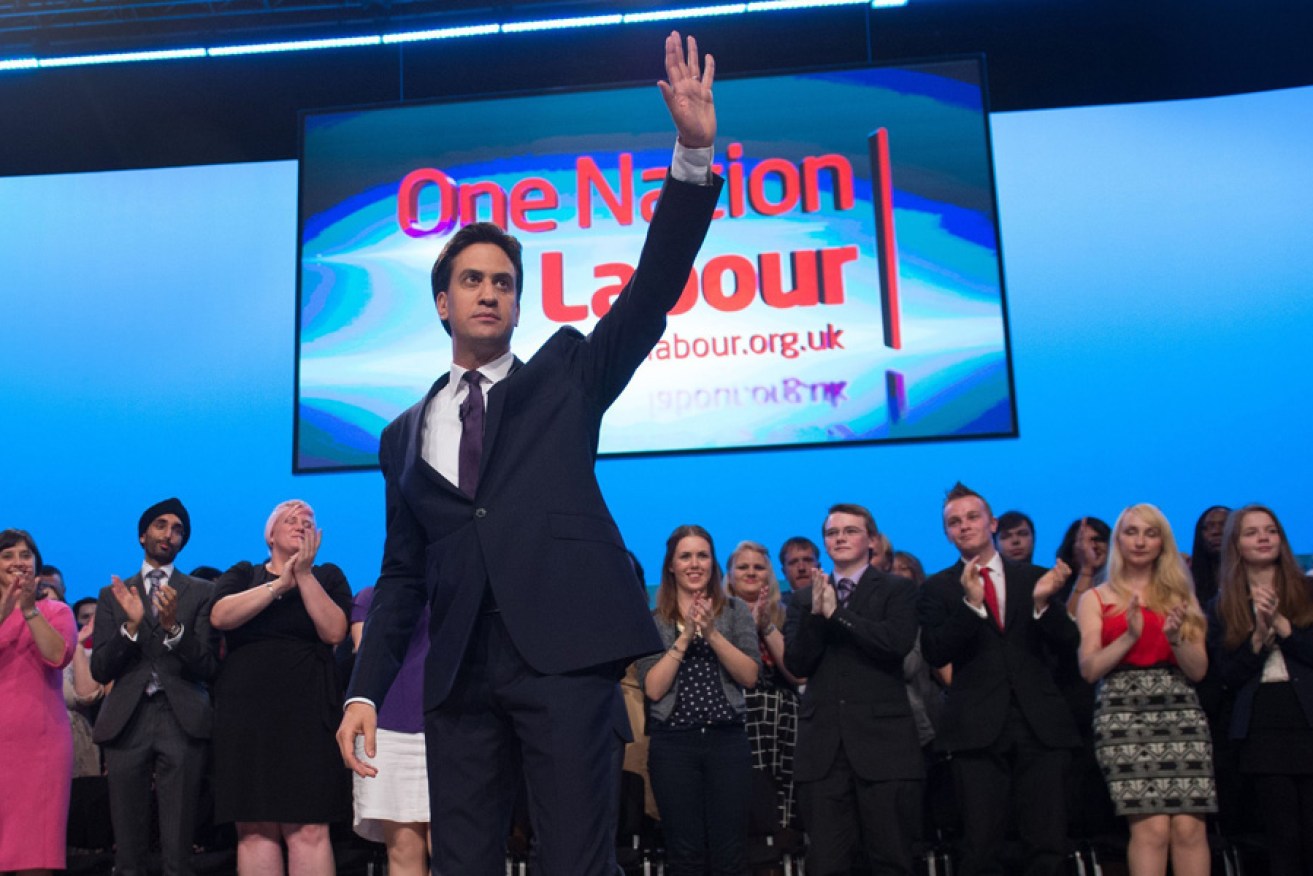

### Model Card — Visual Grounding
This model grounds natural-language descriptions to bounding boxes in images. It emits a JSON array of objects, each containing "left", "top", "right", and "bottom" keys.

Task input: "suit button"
[{"left": 474, "top": 508, "right": 488, "bottom": 519}]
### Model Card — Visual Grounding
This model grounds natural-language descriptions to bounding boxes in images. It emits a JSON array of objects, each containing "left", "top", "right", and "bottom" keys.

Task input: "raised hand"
[
  {"left": 1125, "top": 593, "right": 1144, "bottom": 640},
  {"left": 110, "top": 575, "right": 146, "bottom": 631},
  {"left": 291, "top": 528, "right": 323, "bottom": 577},
  {"left": 657, "top": 31, "right": 716, "bottom": 149},
  {"left": 78, "top": 614, "right": 97, "bottom": 647},
  {"left": 960, "top": 562, "right": 985, "bottom": 608},
  {"left": 1034, "top": 558, "right": 1071, "bottom": 608}
]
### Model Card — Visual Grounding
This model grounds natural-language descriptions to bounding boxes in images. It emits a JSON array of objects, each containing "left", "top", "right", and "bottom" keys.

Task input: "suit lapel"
[{"left": 478, "top": 356, "right": 523, "bottom": 485}]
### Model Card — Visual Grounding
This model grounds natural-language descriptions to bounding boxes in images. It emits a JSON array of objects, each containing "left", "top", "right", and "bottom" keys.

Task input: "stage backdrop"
[
  {"left": 2, "top": 83, "right": 1310, "bottom": 602},
  {"left": 297, "top": 59, "right": 1016, "bottom": 471}
]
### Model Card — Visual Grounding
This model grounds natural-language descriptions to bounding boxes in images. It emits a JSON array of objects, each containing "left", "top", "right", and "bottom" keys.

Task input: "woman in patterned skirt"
[{"left": 1075, "top": 503, "right": 1215, "bottom": 876}]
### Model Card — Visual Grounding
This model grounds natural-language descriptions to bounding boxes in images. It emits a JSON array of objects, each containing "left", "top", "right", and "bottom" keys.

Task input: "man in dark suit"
[
  {"left": 785, "top": 503, "right": 923, "bottom": 875},
  {"left": 337, "top": 32, "right": 723, "bottom": 876},
  {"left": 918, "top": 483, "right": 1076, "bottom": 876},
  {"left": 91, "top": 497, "right": 219, "bottom": 876}
]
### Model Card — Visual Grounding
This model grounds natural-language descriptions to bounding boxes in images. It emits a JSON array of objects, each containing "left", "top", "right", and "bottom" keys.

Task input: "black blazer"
[
  {"left": 784, "top": 567, "right": 923, "bottom": 783},
  {"left": 350, "top": 175, "right": 723, "bottom": 711},
  {"left": 1208, "top": 597, "right": 1313, "bottom": 740},
  {"left": 90, "top": 569, "right": 219, "bottom": 743},
  {"left": 918, "top": 559, "right": 1080, "bottom": 753}
]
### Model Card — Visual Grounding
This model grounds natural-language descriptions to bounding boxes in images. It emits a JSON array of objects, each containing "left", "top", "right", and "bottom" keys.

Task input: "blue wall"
[{"left": 4, "top": 83, "right": 1311, "bottom": 602}]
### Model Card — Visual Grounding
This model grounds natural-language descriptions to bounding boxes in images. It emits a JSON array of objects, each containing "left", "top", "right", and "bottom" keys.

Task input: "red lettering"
[
  {"left": 758, "top": 250, "right": 820, "bottom": 308},
  {"left": 726, "top": 142, "right": 746, "bottom": 218},
  {"left": 397, "top": 168, "right": 458, "bottom": 238},
  {"left": 748, "top": 158, "right": 800, "bottom": 217},
  {"left": 702, "top": 255, "right": 757, "bottom": 312},
  {"left": 459, "top": 181, "right": 508, "bottom": 227},
  {"left": 639, "top": 167, "right": 666, "bottom": 223},
  {"left": 540, "top": 251, "right": 588, "bottom": 322},
  {"left": 802, "top": 154, "right": 855, "bottom": 213},
  {"left": 819, "top": 245, "right": 860, "bottom": 305},
  {"left": 577, "top": 153, "right": 634, "bottom": 228},
  {"left": 509, "top": 178, "right": 558, "bottom": 232}
]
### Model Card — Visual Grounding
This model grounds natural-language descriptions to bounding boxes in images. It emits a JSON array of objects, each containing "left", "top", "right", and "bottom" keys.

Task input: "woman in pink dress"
[{"left": 0, "top": 529, "right": 77, "bottom": 875}]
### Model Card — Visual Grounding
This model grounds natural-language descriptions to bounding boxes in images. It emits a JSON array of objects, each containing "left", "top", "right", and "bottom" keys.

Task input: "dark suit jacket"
[
  {"left": 918, "top": 559, "right": 1080, "bottom": 753},
  {"left": 351, "top": 175, "right": 724, "bottom": 711},
  {"left": 1208, "top": 595, "right": 1313, "bottom": 740},
  {"left": 90, "top": 569, "right": 219, "bottom": 743},
  {"left": 784, "top": 567, "right": 923, "bottom": 783}
]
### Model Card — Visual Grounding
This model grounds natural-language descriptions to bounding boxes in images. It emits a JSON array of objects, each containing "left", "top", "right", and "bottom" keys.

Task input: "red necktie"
[{"left": 979, "top": 566, "right": 1003, "bottom": 630}]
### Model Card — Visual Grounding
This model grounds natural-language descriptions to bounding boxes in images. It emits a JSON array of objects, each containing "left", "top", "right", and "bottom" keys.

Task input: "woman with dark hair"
[
  {"left": 0, "top": 529, "right": 77, "bottom": 876},
  {"left": 210, "top": 500, "right": 352, "bottom": 876},
  {"left": 725, "top": 539, "right": 801, "bottom": 828},
  {"left": 1077, "top": 504, "right": 1215, "bottom": 876},
  {"left": 1208, "top": 505, "right": 1313, "bottom": 876},
  {"left": 1058, "top": 517, "right": 1112, "bottom": 616},
  {"left": 636, "top": 525, "right": 759, "bottom": 875},
  {"left": 1190, "top": 505, "right": 1230, "bottom": 606}
]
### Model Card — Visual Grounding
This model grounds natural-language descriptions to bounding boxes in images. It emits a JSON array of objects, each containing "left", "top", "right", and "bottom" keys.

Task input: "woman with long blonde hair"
[
  {"left": 1208, "top": 505, "right": 1313, "bottom": 876},
  {"left": 1076, "top": 504, "right": 1215, "bottom": 876}
]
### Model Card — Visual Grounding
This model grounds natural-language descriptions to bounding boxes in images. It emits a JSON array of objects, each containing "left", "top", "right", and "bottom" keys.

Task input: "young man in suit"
[
  {"left": 785, "top": 503, "right": 923, "bottom": 875},
  {"left": 338, "top": 32, "right": 724, "bottom": 876},
  {"left": 918, "top": 483, "right": 1076, "bottom": 876},
  {"left": 91, "top": 497, "right": 219, "bottom": 876}
]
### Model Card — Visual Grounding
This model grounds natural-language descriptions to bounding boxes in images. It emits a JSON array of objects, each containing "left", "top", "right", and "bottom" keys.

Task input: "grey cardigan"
[{"left": 635, "top": 596, "right": 761, "bottom": 725}]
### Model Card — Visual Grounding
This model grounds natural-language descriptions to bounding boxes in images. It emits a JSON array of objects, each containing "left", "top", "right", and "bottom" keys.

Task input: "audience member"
[
  {"left": 1209, "top": 504, "right": 1313, "bottom": 876},
  {"left": 1057, "top": 517, "right": 1111, "bottom": 616},
  {"left": 1076, "top": 503, "right": 1214, "bottom": 876},
  {"left": 350, "top": 585, "right": 431, "bottom": 876},
  {"left": 1190, "top": 505, "right": 1230, "bottom": 606},
  {"left": 893, "top": 550, "right": 944, "bottom": 745},
  {"left": 35, "top": 563, "right": 66, "bottom": 603},
  {"left": 785, "top": 504, "right": 923, "bottom": 875},
  {"left": 637, "top": 525, "right": 760, "bottom": 876},
  {"left": 778, "top": 536, "right": 821, "bottom": 606},
  {"left": 210, "top": 499, "right": 351, "bottom": 875},
  {"left": 995, "top": 511, "right": 1036, "bottom": 564},
  {"left": 0, "top": 529, "right": 77, "bottom": 876},
  {"left": 65, "top": 596, "right": 107, "bottom": 777},
  {"left": 91, "top": 498, "right": 219, "bottom": 876},
  {"left": 918, "top": 483, "right": 1076, "bottom": 876},
  {"left": 726, "top": 539, "right": 802, "bottom": 828}
]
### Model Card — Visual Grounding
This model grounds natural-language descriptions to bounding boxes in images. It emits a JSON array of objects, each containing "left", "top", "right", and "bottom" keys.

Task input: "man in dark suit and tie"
[
  {"left": 918, "top": 483, "right": 1076, "bottom": 876},
  {"left": 91, "top": 497, "right": 219, "bottom": 876},
  {"left": 785, "top": 503, "right": 924, "bottom": 875},
  {"left": 337, "top": 32, "right": 723, "bottom": 876}
]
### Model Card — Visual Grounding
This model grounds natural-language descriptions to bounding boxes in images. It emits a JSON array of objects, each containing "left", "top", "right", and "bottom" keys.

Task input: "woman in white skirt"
[{"left": 350, "top": 586, "right": 431, "bottom": 876}]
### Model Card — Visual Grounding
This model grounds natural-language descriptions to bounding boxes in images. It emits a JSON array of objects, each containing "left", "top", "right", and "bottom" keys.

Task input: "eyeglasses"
[{"left": 823, "top": 527, "right": 867, "bottom": 539}]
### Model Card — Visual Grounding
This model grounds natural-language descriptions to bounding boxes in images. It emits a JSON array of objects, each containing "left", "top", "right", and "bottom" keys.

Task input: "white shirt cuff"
[
  {"left": 963, "top": 599, "right": 988, "bottom": 619},
  {"left": 671, "top": 139, "right": 713, "bottom": 185},
  {"left": 344, "top": 696, "right": 377, "bottom": 712},
  {"left": 162, "top": 624, "right": 184, "bottom": 649},
  {"left": 120, "top": 623, "right": 139, "bottom": 642}
]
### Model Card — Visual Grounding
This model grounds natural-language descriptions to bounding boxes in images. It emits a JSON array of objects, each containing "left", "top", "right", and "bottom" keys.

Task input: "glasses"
[{"left": 823, "top": 526, "right": 867, "bottom": 539}]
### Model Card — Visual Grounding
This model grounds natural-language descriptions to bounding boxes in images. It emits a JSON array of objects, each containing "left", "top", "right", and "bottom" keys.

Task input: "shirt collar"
[
  {"left": 449, "top": 349, "right": 515, "bottom": 392},
  {"left": 141, "top": 561, "right": 175, "bottom": 581}
]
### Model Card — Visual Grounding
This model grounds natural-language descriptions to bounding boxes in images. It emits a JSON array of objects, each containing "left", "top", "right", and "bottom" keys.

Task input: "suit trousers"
[
  {"left": 647, "top": 723, "right": 752, "bottom": 876},
  {"left": 425, "top": 610, "right": 625, "bottom": 876},
  {"left": 798, "top": 742, "right": 921, "bottom": 875},
  {"left": 952, "top": 700, "right": 1070, "bottom": 876},
  {"left": 104, "top": 695, "right": 207, "bottom": 876}
]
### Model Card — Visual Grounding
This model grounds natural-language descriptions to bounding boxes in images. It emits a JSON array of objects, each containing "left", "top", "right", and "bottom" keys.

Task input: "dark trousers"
[
  {"left": 647, "top": 723, "right": 752, "bottom": 876},
  {"left": 952, "top": 703, "right": 1070, "bottom": 876},
  {"left": 103, "top": 695, "right": 207, "bottom": 876},
  {"left": 798, "top": 743, "right": 921, "bottom": 875},
  {"left": 1253, "top": 773, "right": 1313, "bottom": 876},
  {"left": 425, "top": 611, "right": 625, "bottom": 876}
]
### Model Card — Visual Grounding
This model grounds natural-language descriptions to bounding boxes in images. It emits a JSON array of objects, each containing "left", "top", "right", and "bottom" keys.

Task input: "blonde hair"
[
  {"left": 725, "top": 540, "right": 785, "bottom": 629},
  {"left": 264, "top": 499, "right": 315, "bottom": 549},
  {"left": 1107, "top": 503, "right": 1205, "bottom": 642}
]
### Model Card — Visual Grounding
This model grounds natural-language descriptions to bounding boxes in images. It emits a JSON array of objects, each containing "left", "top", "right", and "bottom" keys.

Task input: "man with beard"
[{"left": 91, "top": 498, "right": 220, "bottom": 876}]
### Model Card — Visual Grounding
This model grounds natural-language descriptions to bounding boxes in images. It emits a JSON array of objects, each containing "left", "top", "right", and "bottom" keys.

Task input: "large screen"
[{"left": 296, "top": 58, "right": 1016, "bottom": 471}]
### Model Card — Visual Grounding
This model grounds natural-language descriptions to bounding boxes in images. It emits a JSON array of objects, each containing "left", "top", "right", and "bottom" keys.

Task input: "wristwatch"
[{"left": 22, "top": 607, "right": 40, "bottom": 620}]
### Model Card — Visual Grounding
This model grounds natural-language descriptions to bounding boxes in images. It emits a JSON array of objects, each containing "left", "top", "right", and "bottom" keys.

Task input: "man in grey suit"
[{"left": 92, "top": 498, "right": 220, "bottom": 876}]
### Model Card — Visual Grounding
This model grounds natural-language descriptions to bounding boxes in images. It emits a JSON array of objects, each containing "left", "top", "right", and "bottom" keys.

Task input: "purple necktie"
[
  {"left": 835, "top": 577, "right": 855, "bottom": 607},
  {"left": 458, "top": 370, "right": 485, "bottom": 497}
]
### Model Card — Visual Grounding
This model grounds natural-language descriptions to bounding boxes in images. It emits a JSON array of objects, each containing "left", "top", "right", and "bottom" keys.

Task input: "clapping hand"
[
  {"left": 809, "top": 568, "right": 837, "bottom": 618},
  {"left": 154, "top": 583, "right": 180, "bottom": 632},
  {"left": 1162, "top": 603, "right": 1187, "bottom": 646},
  {"left": 960, "top": 562, "right": 985, "bottom": 608},
  {"left": 287, "top": 528, "right": 323, "bottom": 585},
  {"left": 110, "top": 575, "right": 146, "bottom": 630},
  {"left": 1125, "top": 593, "right": 1145, "bottom": 640},
  {"left": 1252, "top": 583, "right": 1278, "bottom": 646},
  {"left": 1034, "top": 558, "right": 1072, "bottom": 609},
  {"left": 78, "top": 614, "right": 97, "bottom": 648},
  {"left": 687, "top": 593, "right": 713, "bottom": 638},
  {"left": 658, "top": 31, "right": 716, "bottom": 150}
]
